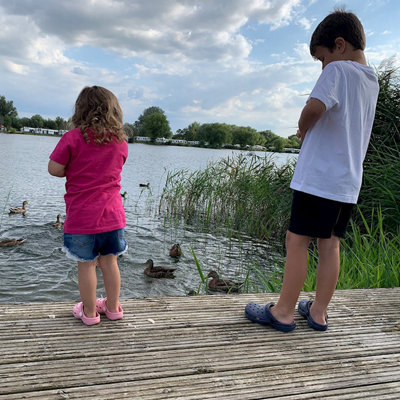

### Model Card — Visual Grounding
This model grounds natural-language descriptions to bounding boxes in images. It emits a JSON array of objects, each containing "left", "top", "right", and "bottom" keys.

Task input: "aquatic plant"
[
  {"left": 357, "top": 62, "right": 400, "bottom": 235},
  {"left": 303, "top": 208, "right": 400, "bottom": 291},
  {"left": 161, "top": 64, "right": 400, "bottom": 292},
  {"left": 159, "top": 153, "right": 294, "bottom": 243}
]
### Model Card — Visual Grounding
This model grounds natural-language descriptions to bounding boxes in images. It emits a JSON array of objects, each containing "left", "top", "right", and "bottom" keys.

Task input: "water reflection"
[{"left": 0, "top": 134, "right": 295, "bottom": 303}]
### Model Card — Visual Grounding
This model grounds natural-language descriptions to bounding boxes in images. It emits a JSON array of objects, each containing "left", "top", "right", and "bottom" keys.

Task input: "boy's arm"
[
  {"left": 297, "top": 97, "right": 326, "bottom": 142},
  {"left": 48, "top": 159, "right": 66, "bottom": 177}
]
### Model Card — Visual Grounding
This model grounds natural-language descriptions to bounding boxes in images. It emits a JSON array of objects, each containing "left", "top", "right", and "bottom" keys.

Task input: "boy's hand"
[
  {"left": 296, "top": 129, "right": 306, "bottom": 143},
  {"left": 298, "top": 98, "right": 326, "bottom": 141}
]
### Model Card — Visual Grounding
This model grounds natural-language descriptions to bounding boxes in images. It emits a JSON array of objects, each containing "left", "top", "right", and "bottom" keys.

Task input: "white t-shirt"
[{"left": 290, "top": 61, "right": 379, "bottom": 203}]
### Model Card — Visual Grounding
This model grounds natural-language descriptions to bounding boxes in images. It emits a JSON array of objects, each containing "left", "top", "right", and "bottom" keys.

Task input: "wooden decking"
[{"left": 1, "top": 288, "right": 400, "bottom": 399}]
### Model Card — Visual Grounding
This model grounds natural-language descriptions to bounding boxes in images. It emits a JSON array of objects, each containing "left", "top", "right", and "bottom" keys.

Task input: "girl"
[{"left": 48, "top": 86, "right": 128, "bottom": 325}]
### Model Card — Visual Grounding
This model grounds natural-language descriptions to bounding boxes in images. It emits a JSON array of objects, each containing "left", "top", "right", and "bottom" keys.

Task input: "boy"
[{"left": 245, "top": 10, "right": 379, "bottom": 332}]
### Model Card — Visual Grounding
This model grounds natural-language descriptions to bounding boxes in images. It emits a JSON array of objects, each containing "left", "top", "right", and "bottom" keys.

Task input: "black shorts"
[{"left": 288, "top": 191, "right": 354, "bottom": 239}]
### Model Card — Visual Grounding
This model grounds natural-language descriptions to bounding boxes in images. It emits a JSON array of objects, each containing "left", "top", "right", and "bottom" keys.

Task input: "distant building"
[
  {"left": 284, "top": 147, "right": 300, "bottom": 153},
  {"left": 171, "top": 139, "right": 187, "bottom": 145},
  {"left": 22, "top": 126, "right": 66, "bottom": 135},
  {"left": 155, "top": 137, "right": 170, "bottom": 143},
  {"left": 251, "top": 145, "right": 266, "bottom": 151},
  {"left": 134, "top": 136, "right": 151, "bottom": 142}
]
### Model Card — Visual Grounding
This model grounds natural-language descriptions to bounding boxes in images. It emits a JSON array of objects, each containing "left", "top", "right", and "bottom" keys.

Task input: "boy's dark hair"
[{"left": 310, "top": 10, "right": 366, "bottom": 56}]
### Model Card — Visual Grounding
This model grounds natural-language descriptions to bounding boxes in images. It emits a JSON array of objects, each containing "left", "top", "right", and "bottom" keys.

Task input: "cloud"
[
  {"left": 0, "top": 0, "right": 302, "bottom": 63},
  {"left": 0, "top": 0, "right": 396, "bottom": 137},
  {"left": 3, "top": 60, "right": 29, "bottom": 75},
  {"left": 298, "top": 17, "right": 313, "bottom": 31}
]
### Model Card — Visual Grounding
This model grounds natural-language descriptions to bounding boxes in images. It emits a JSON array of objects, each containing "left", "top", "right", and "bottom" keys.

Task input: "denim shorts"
[{"left": 62, "top": 229, "right": 128, "bottom": 262}]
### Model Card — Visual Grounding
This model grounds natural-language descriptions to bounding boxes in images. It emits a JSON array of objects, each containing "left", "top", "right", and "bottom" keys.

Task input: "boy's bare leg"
[
  {"left": 77, "top": 261, "right": 98, "bottom": 318},
  {"left": 98, "top": 254, "right": 121, "bottom": 313},
  {"left": 311, "top": 235, "right": 340, "bottom": 325},
  {"left": 270, "top": 231, "right": 311, "bottom": 324}
]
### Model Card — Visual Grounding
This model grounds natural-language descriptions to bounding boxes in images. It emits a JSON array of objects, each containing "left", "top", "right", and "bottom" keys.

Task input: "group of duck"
[
  {"left": 0, "top": 201, "right": 63, "bottom": 248},
  {"left": 146, "top": 243, "right": 241, "bottom": 293},
  {"left": 2, "top": 201, "right": 241, "bottom": 293}
]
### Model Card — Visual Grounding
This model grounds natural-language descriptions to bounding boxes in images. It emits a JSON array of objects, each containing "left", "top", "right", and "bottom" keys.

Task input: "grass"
[
  {"left": 160, "top": 150, "right": 400, "bottom": 293},
  {"left": 160, "top": 153, "right": 294, "bottom": 243},
  {"left": 161, "top": 64, "right": 400, "bottom": 293},
  {"left": 303, "top": 208, "right": 400, "bottom": 292}
]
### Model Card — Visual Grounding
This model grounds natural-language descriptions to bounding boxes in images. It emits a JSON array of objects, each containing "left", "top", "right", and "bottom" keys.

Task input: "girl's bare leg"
[
  {"left": 77, "top": 261, "right": 98, "bottom": 318},
  {"left": 98, "top": 254, "right": 121, "bottom": 312}
]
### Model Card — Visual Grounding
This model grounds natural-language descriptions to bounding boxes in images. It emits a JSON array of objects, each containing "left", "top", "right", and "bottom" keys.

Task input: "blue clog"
[
  {"left": 298, "top": 300, "right": 328, "bottom": 331},
  {"left": 245, "top": 302, "right": 296, "bottom": 332}
]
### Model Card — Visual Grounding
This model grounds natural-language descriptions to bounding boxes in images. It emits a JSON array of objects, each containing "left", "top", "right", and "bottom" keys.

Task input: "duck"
[
  {"left": 9, "top": 201, "right": 28, "bottom": 214},
  {"left": 0, "top": 238, "right": 26, "bottom": 247},
  {"left": 169, "top": 243, "right": 182, "bottom": 258},
  {"left": 139, "top": 182, "right": 150, "bottom": 188},
  {"left": 143, "top": 259, "right": 176, "bottom": 279},
  {"left": 121, "top": 191, "right": 127, "bottom": 199},
  {"left": 53, "top": 214, "right": 63, "bottom": 228},
  {"left": 206, "top": 270, "right": 240, "bottom": 293}
]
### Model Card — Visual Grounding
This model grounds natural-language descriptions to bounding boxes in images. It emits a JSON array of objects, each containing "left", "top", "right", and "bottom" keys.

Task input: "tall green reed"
[
  {"left": 159, "top": 154, "right": 294, "bottom": 243},
  {"left": 303, "top": 207, "right": 400, "bottom": 291},
  {"left": 160, "top": 64, "right": 400, "bottom": 292},
  {"left": 356, "top": 62, "right": 400, "bottom": 235}
]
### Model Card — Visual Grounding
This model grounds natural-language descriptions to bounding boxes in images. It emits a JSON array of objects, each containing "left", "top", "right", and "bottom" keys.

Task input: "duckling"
[
  {"left": 143, "top": 259, "right": 176, "bottom": 279},
  {"left": 206, "top": 270, "right": 240, "bottom": 293},
  {"left": 9, "top": 201, "right": 28, "bottom": 215},
  {"left": 0, "top": 238, "right": 26, "bottom": 247},
  {"left": 139, "top": 182, "right": 150, "bottom": 188},
  {"left": 121, "top": 191, "right": 127, "bottom": 199},
  {"left": 53, "top": 214, "right": 63, "bottom": 229},
  {"left": 169, "top": 243, "right": 182, "bottom": 258}
]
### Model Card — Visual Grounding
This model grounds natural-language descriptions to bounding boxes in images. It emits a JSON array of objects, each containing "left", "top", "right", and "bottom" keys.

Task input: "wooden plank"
[{"left": 0, "top": 288, "right": 400, "bottom": 399}]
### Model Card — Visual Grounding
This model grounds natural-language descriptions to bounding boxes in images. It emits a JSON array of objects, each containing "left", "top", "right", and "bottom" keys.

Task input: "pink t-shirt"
[{"left": 50, "top": 128, "right": 128, "bottom": 234}]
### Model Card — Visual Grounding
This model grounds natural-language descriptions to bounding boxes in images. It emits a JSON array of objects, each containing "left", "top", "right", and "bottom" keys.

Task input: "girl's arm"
[
  {"left": 297, "top": 97, "right": 326, "bottom": 142},
  {"left": 48, "top": 160, "right": 66, "bottom": 177}
]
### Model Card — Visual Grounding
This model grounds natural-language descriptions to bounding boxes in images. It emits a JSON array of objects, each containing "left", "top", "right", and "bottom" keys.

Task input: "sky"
[{"left": 0, "top": 0, "right": 399, "bottom": 138}]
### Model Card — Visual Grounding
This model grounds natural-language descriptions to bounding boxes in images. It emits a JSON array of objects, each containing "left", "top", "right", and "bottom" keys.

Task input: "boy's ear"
[{"left": 335, "top": 37, "right": 346, "bottom": 53}]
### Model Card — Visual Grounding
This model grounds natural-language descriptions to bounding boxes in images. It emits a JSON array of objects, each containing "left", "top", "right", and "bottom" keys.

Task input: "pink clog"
[
  {"left": 96, "top": 297, "right": 124, "bottom": 320},
  {"left": 73, "top": 302, "right": 100, "bottom": 326}
]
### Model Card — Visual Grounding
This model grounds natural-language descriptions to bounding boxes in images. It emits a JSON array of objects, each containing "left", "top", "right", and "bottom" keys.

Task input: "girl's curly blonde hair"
[{"left": 71, "top": 86, "right": 127, "bottom": 144}]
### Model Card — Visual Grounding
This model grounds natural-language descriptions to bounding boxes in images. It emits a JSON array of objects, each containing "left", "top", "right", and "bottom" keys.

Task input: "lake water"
[{"left": 0, "top": 134, "right": 296, "bottom": 303}]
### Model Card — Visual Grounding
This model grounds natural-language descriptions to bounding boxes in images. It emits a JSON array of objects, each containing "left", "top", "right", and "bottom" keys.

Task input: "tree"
[
  {"left": 44, "top": 118, "right": 57, "bottom": 129},
  {"left": 287, "top": 134, "right": 301, "bottom": 148},
  {"left": 135, "top": 107, "right": 172, "bottom": 139},
  {"left": 0, "top": 95, "right": 18, "bottom": 127},
  {"left": 260, "top": 129, "right": 285, "bottom": 151},
  {"left": 30, "top": 114, "right": 44, "bottom": 128},
  {"left": 198, "top": 123, "right": 231, "bottom": 148},
  {"left": 17, "top": 117, "right": 31, "bottom": 129},
  {"left": 232, "top": 126, "right": 252, "bottom": 147},
  {"left": 141, "top": 112, "right": 172, "bottom": 142},
  {"left": 55, "top": 116, "right": 68, "bottom": 130},
  {"left": 175, "top": 122, "right": 201, "bottom": 141}
]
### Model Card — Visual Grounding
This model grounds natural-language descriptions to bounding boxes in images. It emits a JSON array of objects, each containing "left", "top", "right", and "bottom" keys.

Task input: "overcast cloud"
[{"left": 0, "top": 0, "right": 399, "bottom": 136}]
